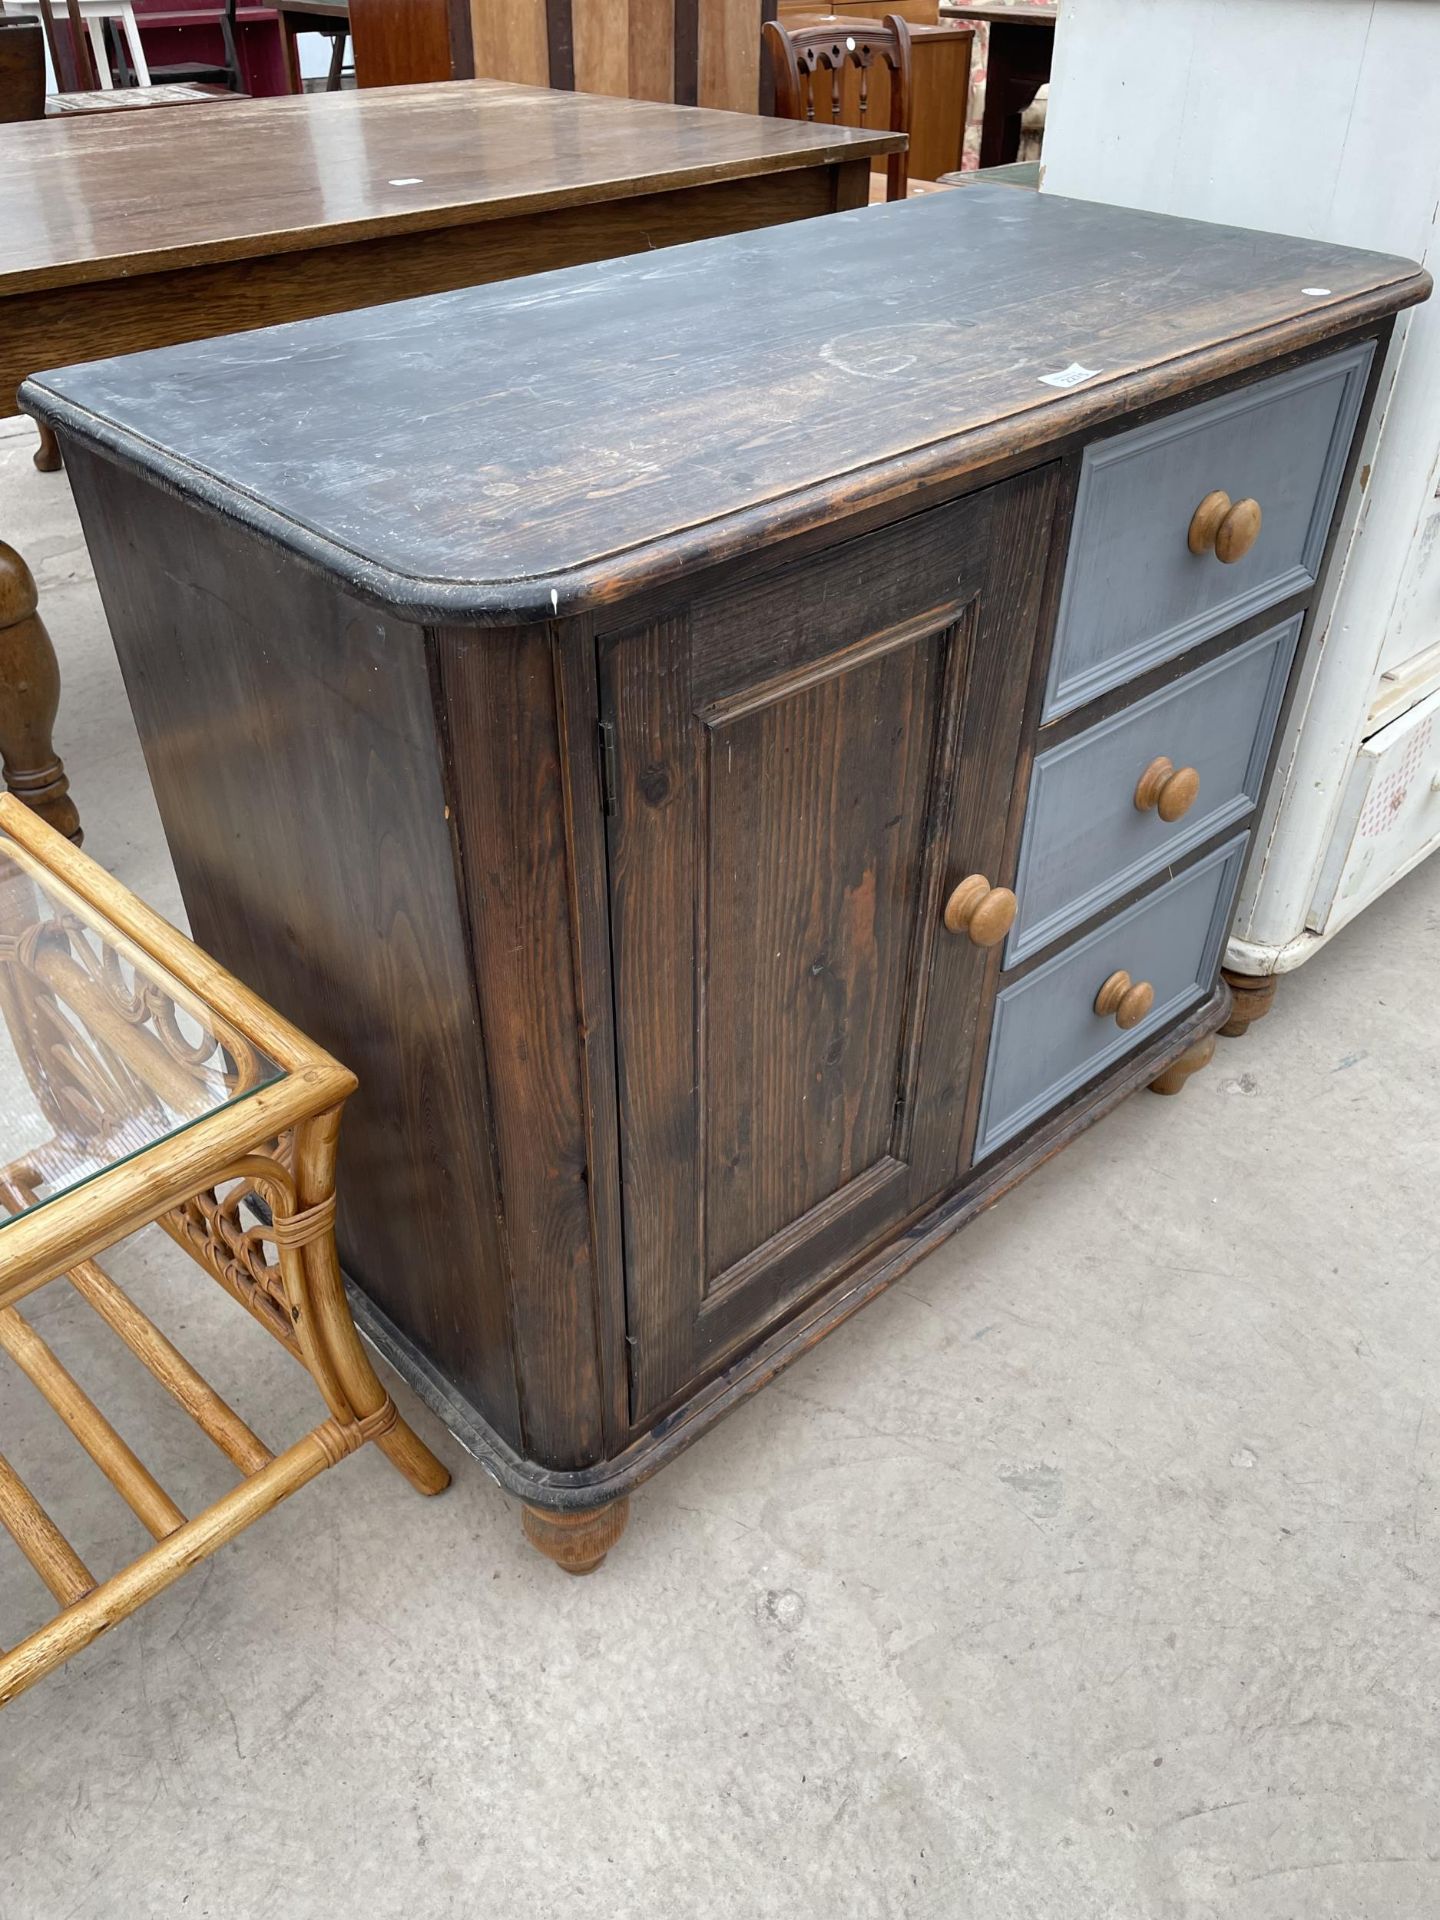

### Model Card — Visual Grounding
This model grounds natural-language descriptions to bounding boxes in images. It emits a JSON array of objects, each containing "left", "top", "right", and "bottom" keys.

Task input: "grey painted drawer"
[
  {"left": 1045, "top": 342, "right": 1372, "bottom": 719},
  {"left": 1008, "top": 617, "right": 1301, "bottom": 963},
  {"left": 976, "top": 834, "right": 1248, "bottom": 1159}
]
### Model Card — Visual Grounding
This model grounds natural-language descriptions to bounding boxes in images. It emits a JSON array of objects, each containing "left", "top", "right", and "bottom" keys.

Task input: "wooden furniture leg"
[
  {"left": 1219, "top": 967, "right": 1279, "bottom": 1037},
  {"left": 1148, "top": 1032, "right": 1216, "bottom": 1095},
  {"left": 279, "top": 11, "right": 302, "bottom": 92},
  {"left": 521, "top": 1495, "right": 630, "bottom": 1575},
  {"left": 32, "top": 425, "right": 62, "bottom": 474},
  {"left": 0, "top": 542, "right": 79, "bottom": 843}
]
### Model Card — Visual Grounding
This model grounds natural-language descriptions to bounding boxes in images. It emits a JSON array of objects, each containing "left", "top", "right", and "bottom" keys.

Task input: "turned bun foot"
[
  {"left": 1219, "top": 967, "right": 1278, "bottom": 1038},
  {"left": 1148, "top": 1033, "right": 1216, "bottom": 1096},
  {"left": 522, "top": 1494, "right": 630, "bottom": 1574},
  {"left": 32, "top": 424, "right": 63, "bottom": 474},
  {"left": 0, "top": 541, "right": 81, "bottom": 843}
]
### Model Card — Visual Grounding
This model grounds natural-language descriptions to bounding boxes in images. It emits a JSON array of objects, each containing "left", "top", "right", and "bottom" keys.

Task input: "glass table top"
[{"left": 0, "top": 828, "right": 283, "bottom": 1230}]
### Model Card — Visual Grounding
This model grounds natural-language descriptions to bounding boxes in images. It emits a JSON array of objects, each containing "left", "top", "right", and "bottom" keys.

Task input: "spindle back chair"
[{"left": 763, "top": 12, "right": 914, "bottom": 201}]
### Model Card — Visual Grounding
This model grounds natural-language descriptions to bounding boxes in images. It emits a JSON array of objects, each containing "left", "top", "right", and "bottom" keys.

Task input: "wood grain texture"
[
  {"left": 349, "top": 0, "right": 468, "bottom": 85},
  {"left": 29, "top": 190, "right": 1424, "bottom": 625},
  {"left": 0, "top": 79, "right": 894, "bottom": 298},
  {"left": 470, "top": 0, "right": 550, "bottom": 83},
  {"left": 355, "top": 985, "right": 1233, "bottom": 1510},
  {"left": 629, "top": 0, "right": 674, "bottom": 103},
  {"left": 434, "top": 626, "right": 607, "bottom": 1469},
  {"left": 571, "top": 0, "right": 627, "bottom": 95},
  {"left": 698, "top": 0, "right": 759, "bottom": 111},
  {"left": 2, "top": 167, "right": 848, "bottom": 420},
  {"left": 40, "top": 186, "right": 1412, "bottom": 1524},
  {"left": 57, "top": 444, "right": 523, "bottom": 1449},
  {"left": 603, "top": 469, "right": 1058, "bottom": 1414}
]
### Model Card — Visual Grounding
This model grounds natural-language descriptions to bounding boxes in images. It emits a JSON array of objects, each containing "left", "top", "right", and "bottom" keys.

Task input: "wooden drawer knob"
[
  {"left": 1094, "top": 969, "right": 1155, "bottom": 1029},
  {"left": 1187, "top": 490, "right": 1262, "bottom": 564},
  {"left": 943, "top": 874, "right": 1017, "bottom": 947},
  {"left": 1134, "top": 755, "right": 1200, "bottom": 822}
]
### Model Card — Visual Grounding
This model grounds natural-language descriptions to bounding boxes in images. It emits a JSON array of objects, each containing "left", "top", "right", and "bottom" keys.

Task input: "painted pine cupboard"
[{"left": 24, "top": 190, "right": 1428, "bottom": 1568}]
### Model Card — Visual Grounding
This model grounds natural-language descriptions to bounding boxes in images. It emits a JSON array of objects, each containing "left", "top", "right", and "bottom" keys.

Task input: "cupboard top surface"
[
  {"left": 0, "top": 80, "right": 895, "bottom": 296},
  {"left": 26, "top": 189, "right": 1427, "bottom": 625}
]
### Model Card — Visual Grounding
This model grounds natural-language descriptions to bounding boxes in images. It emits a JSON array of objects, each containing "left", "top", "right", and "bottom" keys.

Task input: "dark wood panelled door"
[{"left": 601, "top": 468, "right": 1059, "bottom": 1418}]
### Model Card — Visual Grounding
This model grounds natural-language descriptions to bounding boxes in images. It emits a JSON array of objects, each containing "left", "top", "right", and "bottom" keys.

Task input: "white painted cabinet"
[{"left": 1041, "top": 0, "right": 1440, "bottom": 1005}]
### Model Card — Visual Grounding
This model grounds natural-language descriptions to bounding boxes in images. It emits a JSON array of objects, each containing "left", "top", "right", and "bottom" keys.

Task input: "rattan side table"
[{"left": 0, "top": 795, "right": 449, "bottom": 1706}]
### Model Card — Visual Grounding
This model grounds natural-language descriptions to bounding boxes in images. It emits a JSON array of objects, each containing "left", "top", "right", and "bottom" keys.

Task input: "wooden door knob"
[
  {"left": 943, "top": 874, "right": 1017, "bottom": 947},
  {"left": 1094, "top": 969, "right": 1155, "bottom": 1029},
  {"left": 1134, "top": 755, "right": 1200, "bottom": 822},
  {"left": 1187, "top": 490, "right": 1262, "bottom": 563}
]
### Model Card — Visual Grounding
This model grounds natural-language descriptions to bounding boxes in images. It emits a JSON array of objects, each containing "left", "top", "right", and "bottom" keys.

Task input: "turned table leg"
[
  {"left": 521, "top": 1494, "right": 630, "bottom": 1575},
  {"left": 32, "top": 425, "right": 62, "bottom": 475},
  {"left": 1148, "top": 1033, "right": 1216, "bottom": 1096},
  {"left": 0, "top": 541, "right": 80, "bottom": 843},
  {"left": 1219, "top": 967, "right": 1278, "bottom": 1038}
]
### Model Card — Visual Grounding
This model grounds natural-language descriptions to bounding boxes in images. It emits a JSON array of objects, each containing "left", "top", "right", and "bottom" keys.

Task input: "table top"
[
  {"left": 28, "top": 187, "right": 1430, "bottom": 626},
  {"left": 0, "top": 826, "right": 281, "bottom": 1231},
  {"left": 272, "top": 0, "right": 349, "bottom": 14},
  {"left": 0, "top": 79, "right": 898, "bottom": 298},
  {"left": 937, "top": 4, "right": 1056, "bottom": 24}
]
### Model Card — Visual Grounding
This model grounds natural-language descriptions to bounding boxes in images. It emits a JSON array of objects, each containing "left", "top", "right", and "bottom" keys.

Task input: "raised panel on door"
[{"left": 603, "top": 467, "right": 1060, "bottom": 1419}]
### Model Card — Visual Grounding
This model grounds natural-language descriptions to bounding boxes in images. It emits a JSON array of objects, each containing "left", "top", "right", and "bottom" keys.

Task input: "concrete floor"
[{"left": 2, "top": 410, "right": 1439, "bottom": 1919}]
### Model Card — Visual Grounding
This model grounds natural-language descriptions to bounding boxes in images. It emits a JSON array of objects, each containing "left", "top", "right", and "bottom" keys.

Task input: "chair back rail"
[{"left": 763, "top": 12, "right": 913, "bottom": 199}]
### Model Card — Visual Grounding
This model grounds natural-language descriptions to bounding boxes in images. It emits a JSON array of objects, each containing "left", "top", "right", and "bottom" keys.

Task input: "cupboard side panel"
[
  {"left": 435, "top": 625, "right": 609, "bottom": 1470},
  {"left": 597, "top": 615, "right": 702, "bottom": 1422},
  {"left": 62, "top": 445, "right": 522, "bottom": 1449}
]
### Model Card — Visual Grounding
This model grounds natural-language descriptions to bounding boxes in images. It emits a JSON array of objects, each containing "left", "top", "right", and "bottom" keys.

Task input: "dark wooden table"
[
  {"left": 0, "top": 79, "right": 898, "bottom": 844},
  {"left": 940, "top": 1, "right": 1053, "bottom": 167},
  {"left": 272, "top": 0, "right": 348, "bottom": 93}
]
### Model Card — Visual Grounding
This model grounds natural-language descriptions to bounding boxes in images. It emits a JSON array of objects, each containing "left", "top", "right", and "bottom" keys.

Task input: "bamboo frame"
[{"left": 0, "top": 796, "right": 450, "bottom": 1707}]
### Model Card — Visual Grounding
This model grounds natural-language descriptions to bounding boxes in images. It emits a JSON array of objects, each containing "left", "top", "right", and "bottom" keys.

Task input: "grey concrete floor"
[{"left": 2, "top": 411, "right": 1438, "bottom": 1919}]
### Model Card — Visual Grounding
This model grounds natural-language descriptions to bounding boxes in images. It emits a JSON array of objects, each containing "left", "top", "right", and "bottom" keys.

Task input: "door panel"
[
  {"left": 603, "top": 468, "right": 1061, "bottom": 1418},
  {"left": 702, "top": 626, "right": 952, "bottom": 1282}
]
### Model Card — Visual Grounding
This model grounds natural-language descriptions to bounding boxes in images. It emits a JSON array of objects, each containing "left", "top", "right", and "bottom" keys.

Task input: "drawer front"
[
  {"left": 977, "top": 834, "right": 1247, "bottom": 1159},
  {"left": 1008, "top": 617, "right": 1301, "bottom": 963},
  {"left": 1045, "top": 343, "right": 1372, "bottom": 719}
]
